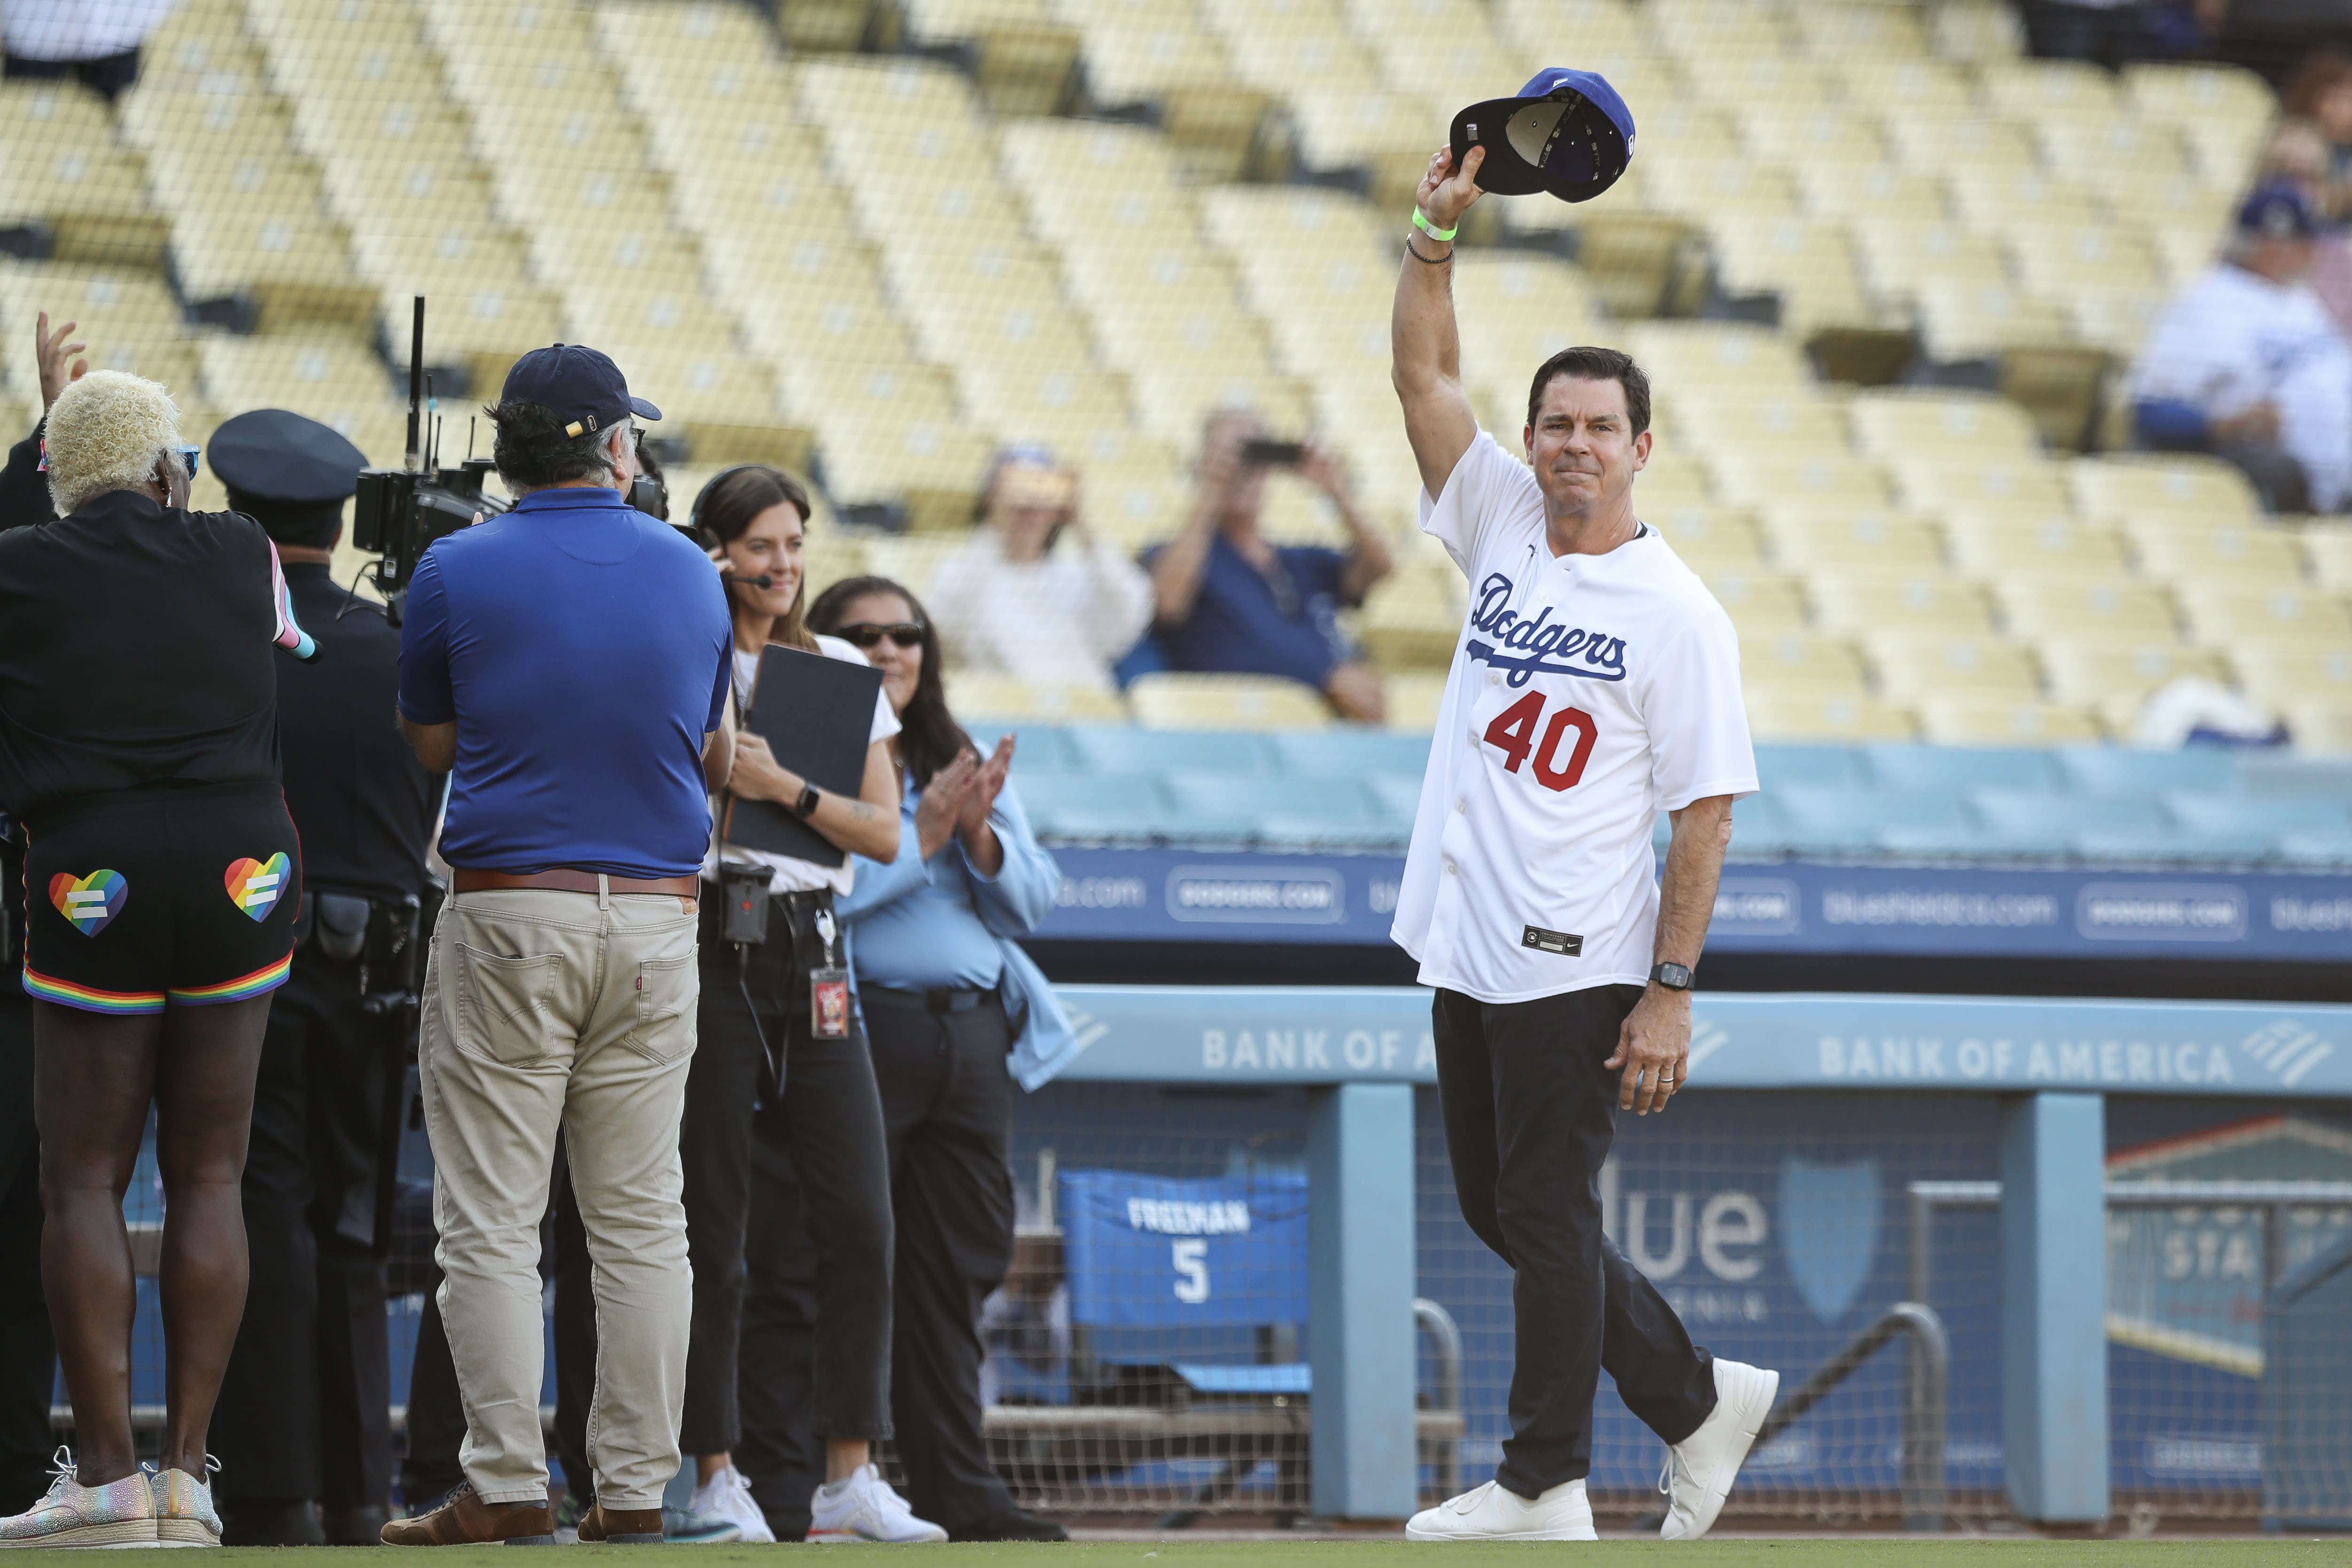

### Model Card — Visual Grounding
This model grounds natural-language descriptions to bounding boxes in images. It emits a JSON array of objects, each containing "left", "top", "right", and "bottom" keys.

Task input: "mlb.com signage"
[{"left": 1051, "top": 985, "right": 2352, "bottom": 1100}]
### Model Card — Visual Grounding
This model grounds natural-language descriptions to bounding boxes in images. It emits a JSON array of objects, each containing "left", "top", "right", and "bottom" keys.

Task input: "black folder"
[{"left": 720, "top": 644, "right": 884, "bottom": 868}]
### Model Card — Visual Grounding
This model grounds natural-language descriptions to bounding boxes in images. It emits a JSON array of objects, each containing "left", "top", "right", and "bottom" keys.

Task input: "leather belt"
[
  {"left": 863, "top": 983, "right": 996, "bottom": 1015},
  {"left": 452, "top": 867, "right": 699, "bottom": 902}
]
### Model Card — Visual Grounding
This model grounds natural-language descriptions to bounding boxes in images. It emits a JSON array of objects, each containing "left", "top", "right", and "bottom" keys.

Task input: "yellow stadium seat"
[
  {"left": 1849, "top": 389, "right": 2043, "bottom": 461},
  {"left": 1669, "top": 390, "right": 1849, "bottom": 454},
  {"left": 5, "top": 82, "right": 115, "bottom": 153},
  {"left": 2230, "top": 643, "right": 2352, "bottom": 710},
  {"left": 1703, "top": 215, "right": 1881, "bottom": 335},
  {"left": 860, "top": 535, "right": 967, "bottom": 604},
  {"left": 1942, "top": 513, "right": 2134, "bottom": 580},
  {"left": 1381, "top": 671, "right": 1449, "bottom": 734},
  {"left": 1789, "top": 2, "right": 1930, "bottom": 59},
  {"left": 2124, "top": 62, "right": 2277, "bottom": 187},
  {"left": 0, "top": 264, "right": 192, "bottom": 401},
  {"left": 1811, "top": 570, "right": 1997, "bottom": 638},
  {"left": 2068, "top": 456, "right": 2262, "bottom": 526},
  {"left": 1623, "top": 322, "right": 1815, "bottom": 392},
  {"left": 1917, "top": 695, "right": 2104, "bottom": 747},
  {"left": 2128, "top": 522, "right": 2308, "bottom": 586},
  {"left": 1740, "top": 631, "right": 1872, "bottom": 700},
  {"left": 1641, "top": 0, "right": 1794, "bottom": 60},
  {"left": 1359, "top": 564, "right": 1466, "bottom": 670},
  {"left": 1739, "top": 106, "right": 1891, "bottom": 169},
  {"left": 1865, "top": 633, "right": 2043, "bottom": 704},
  {"left": 1650, "top": 507, "right": 1767, "bottom": 573},
  {"left": 944, "top": 674, "right": 1133, "bottom": 725},
  {"left": 2304, "top": 527, "right": 2352, "bottom": 593},
  {"left": 1709, "top": 453, "right": 1895, "bottom": 512},
  {"left": 1888, "top": 456, "right": 2074, "bottom": 515},
  {"left": 1128, "top": 672, "right": 1332, "bottom": 731},
  {"left": 2002, "top": 220, "right": 2168, "bottom": 307},
  {"left": 1913, "top": 279, "right": 2076, "bottom": 363},
  {"left": 1745, "top": 691, "right": 1918, "bottom": 742},
  {"left": 1496, "top": 0, "right": 1644, "bottom": 55},
  {"left": 2068, "top": 288, "right": 2168, "bottom": 360},
  {"left": 1827, "top": 56, "right": 1976, "bottom": 118},
  {"left": 1763, "top": 510, "right": 1948, "bottom": 572},
  {"left": 0, "top": 143, "right": 159, "bottom": 270},
  {"left": 1849, "top": 218, "right": 2012, "bottom": 308},
  {"left": 1998, "top": 579, "right": 2183, "bottom": 643},
  {"left": 1698, "top": 570, "right": 1812, "bottom": 637},
  {"left": 1977, "top": 59, "right": 2126, "bottom": 125},
  {"left": 1797, "top": 164, "right": 1953, "bottom": 226},
  {"left": 1933, "top": 0, "right": 2027, "bottom": 63},
  {"left": 2039, "top": 638, "right": 2228, "bottom": 716},
  {"left": 1881, "top": 113, "right": 2041, "bottom": 176},
  {"left": 2283, "top": 701, "right": 2352, "bottom": 756},
  {"left": 2183, "top": 587, "right": 2352, "bottom": 647}
]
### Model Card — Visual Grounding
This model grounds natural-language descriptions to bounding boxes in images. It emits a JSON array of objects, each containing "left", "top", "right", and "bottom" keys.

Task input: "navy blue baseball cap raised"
[
  {"left": 1449, "top": 67, "right": 1635, "bottom": 203},
  {"left": 2237, "top": 184, "right": 2321, "bottom": 241},
  {"left": 500, "top": 343, "right": 662, "bottom": 438}
]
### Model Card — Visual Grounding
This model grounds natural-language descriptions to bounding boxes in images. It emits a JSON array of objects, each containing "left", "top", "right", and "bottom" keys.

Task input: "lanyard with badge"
[{"left": 810, "top": 907, "right": 849, "bottom": 1040}]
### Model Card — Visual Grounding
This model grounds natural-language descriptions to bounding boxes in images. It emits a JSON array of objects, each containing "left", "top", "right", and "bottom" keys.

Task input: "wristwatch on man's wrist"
[
  {"left": 1650, "top": 962, "right": 1694, "bottom": 991},
  {"left": 791, "top": 782, "right": 821, "bottom": 819}
]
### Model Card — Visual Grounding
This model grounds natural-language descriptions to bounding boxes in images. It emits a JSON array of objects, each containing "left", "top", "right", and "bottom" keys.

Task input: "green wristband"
[{"left": 1411, "top": 209, "right": 1458, "bottom": 243}]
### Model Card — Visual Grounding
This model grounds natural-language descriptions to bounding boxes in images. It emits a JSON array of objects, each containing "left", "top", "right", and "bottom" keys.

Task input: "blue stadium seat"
[
  {"left": 1163, "top": 774, "right": 1381, "bottom": 842},
  {"left": 1725, "top": 793, "right": 1800, "bottom": 857},
  {"left": 2165, "top": 793, "right": 2352, "bottom": 838},
  {"left": 2075, "top": 826, "right": 2280, "bottom": 863},
  {"left": 1366, "top": 774, "right": 1426, "bottom": 824},
  {"left": 1015, "top": 774, "right": 1171, "bottom": 840},
  {"left": 2052, "top": 746, "right": 2236, "bottom": 798},
  {"left": 1265, "top": 728, "right": 1431, "bottom": 783},
  {"left": 1068, "top": 727, "right": 1278, "bottom": 778},
  {"left": 1774, "top": 785, "right": 1970, "bottom": 852},
  {"left": 1752, "top": 743, "right": 1869, "bottom": 790},
  {"left": 1971, "top": 789, "right": 2168, "bottom": 836},
  {"left": 1877, "top": 822, "right": 2075, "bottom": 857},
  {"left": 975, "top": 725, "right": 1081, "bottom": 777},
  {"left": 2280, "top": 831, "right": 2352, "bottom": 866},
  {"left": 2236, "top": 754, "right": 2352, "bottom": 801},
  {"left": 1861, "top": 743, "right": 2062, "bottom": 793}
]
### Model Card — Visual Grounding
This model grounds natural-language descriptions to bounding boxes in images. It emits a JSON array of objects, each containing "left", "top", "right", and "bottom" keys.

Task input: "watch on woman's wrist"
[
  {"left": 1650, "top": 962, "right": 1694, "bottom": 991},
  {"left": 792, "top": 782, "right": 821, "bottom": 819}
]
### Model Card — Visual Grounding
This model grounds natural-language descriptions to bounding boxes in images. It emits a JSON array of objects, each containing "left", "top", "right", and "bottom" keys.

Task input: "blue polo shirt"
[
  {"left": 397, "top": 487, "right": 731, "bottom": 877},
  {"left": 1148, "top": 534, "right": 1354, "bottom": 687}
]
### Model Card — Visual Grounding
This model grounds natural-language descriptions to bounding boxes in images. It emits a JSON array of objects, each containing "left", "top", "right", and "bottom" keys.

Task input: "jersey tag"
[{"left": 1522, "top": 925, "right": 1583, "bottom": 957}]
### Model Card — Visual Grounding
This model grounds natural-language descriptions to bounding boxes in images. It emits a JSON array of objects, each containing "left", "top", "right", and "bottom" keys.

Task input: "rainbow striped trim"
[
  {"left": 23, "top": 968, "right": 166, "bottom": 1014},
  {"left": 169, "top": 952, "right": 293, "bottom": 1006}
]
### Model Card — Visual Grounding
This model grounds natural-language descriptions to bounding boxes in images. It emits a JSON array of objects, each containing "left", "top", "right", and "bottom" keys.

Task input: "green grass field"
[{"left": 8, "top": 1544, "right": 2352, "bottom": 1565}]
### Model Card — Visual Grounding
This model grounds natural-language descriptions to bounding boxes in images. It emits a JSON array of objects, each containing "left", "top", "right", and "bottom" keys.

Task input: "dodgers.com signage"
[
  {"left": 1050, "top": 985, "right": 2352, "bottom": 1099},
  {"left": 1034, "top": 847, "right": 2352, "bottom": 962}
]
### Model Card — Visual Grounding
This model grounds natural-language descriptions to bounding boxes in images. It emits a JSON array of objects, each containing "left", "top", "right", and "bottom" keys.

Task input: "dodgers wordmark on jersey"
[{"left": 1392, "top": 431, "right": 1760, "bottom": 1004}]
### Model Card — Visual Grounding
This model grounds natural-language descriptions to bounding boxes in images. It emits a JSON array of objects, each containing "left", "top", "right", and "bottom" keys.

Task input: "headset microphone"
[{"left": 722, "top": 571, "right": 773, "bottom": 589}]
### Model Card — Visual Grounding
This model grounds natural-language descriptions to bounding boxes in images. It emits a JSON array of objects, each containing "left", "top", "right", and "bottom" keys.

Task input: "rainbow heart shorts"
[{"left": 21, "top": 781, "right": 300, "bottom": 1014}]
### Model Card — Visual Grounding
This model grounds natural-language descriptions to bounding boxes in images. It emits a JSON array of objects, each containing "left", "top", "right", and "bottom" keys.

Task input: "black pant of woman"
[{"left": 688, "top": 893, "right": 893, "bottom": 1496}]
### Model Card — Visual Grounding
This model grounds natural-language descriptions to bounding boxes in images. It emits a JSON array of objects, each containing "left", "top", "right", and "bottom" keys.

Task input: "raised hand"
[
  {"left": 36, "top": 310, "right": 88, "bottom": 413},
  {"left": 917, "top": 749, "right": 978, "bottom": 859},
  {"left": 958, "top": 735, "right": 1015, "bottom": 841},
  {"left": 1414, "top": 144, "right": 1487, "bottom": 233}
]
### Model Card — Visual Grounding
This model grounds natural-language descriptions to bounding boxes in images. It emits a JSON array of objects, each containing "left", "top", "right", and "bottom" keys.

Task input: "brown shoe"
[
  {"left": 380, "top": 1483, "right": 555, "bottom": 1546},
  {"left": 578, "top": 1505, "right": 663, "bottom": 1544}
]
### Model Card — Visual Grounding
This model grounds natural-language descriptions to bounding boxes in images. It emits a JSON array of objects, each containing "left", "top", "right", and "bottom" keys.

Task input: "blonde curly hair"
[{"left": 45, "top": 369, "right": 182, "bottom": 516}]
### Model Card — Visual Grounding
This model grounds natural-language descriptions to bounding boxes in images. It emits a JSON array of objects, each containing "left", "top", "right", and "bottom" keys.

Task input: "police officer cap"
[{"left": 210, "top": 408, "right": 368, "bottom": 506}]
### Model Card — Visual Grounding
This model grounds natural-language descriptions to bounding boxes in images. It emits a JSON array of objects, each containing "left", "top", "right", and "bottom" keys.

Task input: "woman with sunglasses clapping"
[{"left": 673, "top": 466, "right": 943, "bottom": 1545}]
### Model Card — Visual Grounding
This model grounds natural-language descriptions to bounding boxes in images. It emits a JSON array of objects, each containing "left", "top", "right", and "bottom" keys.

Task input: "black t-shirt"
[
  {"left": 277, "top": 562, "right": 436, "bottom": 902},
  {"left": 0, "top": 490, "right": 291, "bottom": 818}
]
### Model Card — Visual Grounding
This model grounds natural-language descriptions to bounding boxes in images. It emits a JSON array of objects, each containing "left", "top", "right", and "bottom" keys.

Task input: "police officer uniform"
[{"left": 203, "top": 411, "right": 439, "bottom": 1546}]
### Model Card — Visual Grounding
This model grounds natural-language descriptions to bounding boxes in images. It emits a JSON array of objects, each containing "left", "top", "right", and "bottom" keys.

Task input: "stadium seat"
[
  {"left": 1863, "top": 743, "right": 2062, "bottom": 794},
  {"left": 2053, "top": 746, "right": 2239, "bottom": 798},
  {"left": 1887, "top": 456, "right": 2074, "bottom": 515},
  {"left": 1698, "top": 571, "right": 1812, "bottom": 638},
  {"left": 1128, "top": 673, "right": 1332, "bottom": 732},
  {"left": 1774, "top": 783, "right": 1971, "bottom": 853},
  {"left": 1381, "top": 672, "right": 1448, "bottom": 734},
  {"left": 2184, "top": 587, "right": 2352, "bottom": 647},
  {"left": 1916, "top": 697, "right": 2106, "bottom": 748},
  {"left": 1972, "top": 788, "right": 2166, "bottom": 839},
  {"left": 1067, "top": 726, "right": 1277, "bottom": 778},
  {"left": 1752, "top": 743, "right": 1869, "bottom": 790},
  {"left": 1942, "top": 514, "right": 2134, "bottom": 581},
  {"left": 2165, "top": 792, "right": 2352, "bottom": 840},
  {"left": 2039, "top": 639, "right": 2229, "bottom": 721},
  {"left": 2068, "top": 455, "right": 2262, "bottom": 526},
  {"left": 1811, "top": 571, "right": 1996, "bottom": 638},
  {"left": 1762, "top": 510, "right": 1947, "bottom": 572},
  {"left": 2124, "top": 62, "right": 2275, "bottom": 186},
  {"left": 945, "top": 675, "right": 1132, "bottom": 725},
  {"left": 1744, "top": 692, "right": 1917, "bottom": 743},
  {"left": 1649, "top": 507, "right": 1768, "bottom": 573},
  {"left": 1014, "top": 773, "right": 1174, "bottom": 841},
  {"left": 2231, "top": 645, "right": 2352, "bottom": 715},
  {"left": 1998, "top": 580, "right": 2183, "bottom": 645},
  {"left": 1264, "top": 727, "right": 1429, "bottom": 784},
  {"left": 1866, "top": 634, "right": 2042, "bottom": 705},
  {"left": 2128, "top": 523, "right": 2308, "bottom": 586},
  {"left": 1742, "top": 632, "right": 1871, "bottom": 702}
]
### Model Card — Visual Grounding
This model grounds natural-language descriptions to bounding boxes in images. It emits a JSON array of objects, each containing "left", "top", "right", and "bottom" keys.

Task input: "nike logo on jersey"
[{"left": 1468, "top": 572, "right": 1627, "bottom": 686}]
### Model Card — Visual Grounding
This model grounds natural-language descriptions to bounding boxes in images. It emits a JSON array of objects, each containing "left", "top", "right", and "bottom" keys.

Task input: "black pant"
[
  {"left": 693, "top": 892, "right": 894, "bottom": 1464},
  {"left": 400, "top": 1145, "right": 594, "bottom": 1510},
  {"left": 870, "top": 992, "right": 1018, "bottom": 1533},
  {"left": 212, "top": 950, "right": 394, "bottom": 1508},
  {"left": 1433, "top": 986, "right": 1716, "bottom": 1497},
  {"left": 0, "top": 997, "right": 55, "bottom": 1515}
]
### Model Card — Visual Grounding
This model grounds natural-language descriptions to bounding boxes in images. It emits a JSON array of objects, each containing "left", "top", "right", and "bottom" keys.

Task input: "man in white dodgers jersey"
[{"left": 1389, "top": 143, "right": 1780, "bottom": 1543}]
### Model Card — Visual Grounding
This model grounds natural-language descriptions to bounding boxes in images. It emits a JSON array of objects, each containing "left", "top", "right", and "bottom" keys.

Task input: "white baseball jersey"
[{"left": 1391, "top": 431, "right": 1757, "bottom": 1004}]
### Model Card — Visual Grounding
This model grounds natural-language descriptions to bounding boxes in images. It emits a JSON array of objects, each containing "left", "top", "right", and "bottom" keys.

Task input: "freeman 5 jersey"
[{"left": 1391, "top": 432, "right": 1759, "bottom": 1003}]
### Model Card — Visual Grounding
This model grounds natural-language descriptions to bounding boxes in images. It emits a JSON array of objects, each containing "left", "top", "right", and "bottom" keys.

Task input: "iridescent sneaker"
[
  {"left": 0, "top": 1447, "right": 157, "bottom": 1549},
  {"left": 150, "top": 1457, "right": 222, "bottom": 1548}
]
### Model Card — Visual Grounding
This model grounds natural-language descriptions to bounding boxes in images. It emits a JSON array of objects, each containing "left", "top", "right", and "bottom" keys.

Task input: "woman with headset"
[
  {"left": 0, "top": 371, "right": 310, "bottom": 1547},
  {"left": 670, "top": 466, "right": 942, "bottom": 1545}
]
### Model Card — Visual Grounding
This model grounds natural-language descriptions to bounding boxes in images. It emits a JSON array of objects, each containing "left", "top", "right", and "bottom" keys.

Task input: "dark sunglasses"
[{"left": 835, "top": 622, "right": 925, "bottom": 649}]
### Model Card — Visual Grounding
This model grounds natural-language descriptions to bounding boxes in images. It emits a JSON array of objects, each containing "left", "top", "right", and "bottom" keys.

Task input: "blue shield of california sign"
[{"left": 1777, "top": 1156, "right": 1882, "bottom": 1324}]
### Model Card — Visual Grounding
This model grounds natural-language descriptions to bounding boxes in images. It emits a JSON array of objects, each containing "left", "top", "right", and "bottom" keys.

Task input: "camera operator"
[
  {"left": 0, "top": 308, "right": 84, "bottom": 1515},
  {"left": 203, "top": 411, "right": 439, "bottom": 1546},
  {"left": 384, "top": 345, "right": 731, "bottom": 1548},
  {"left": 0, "top": 369, "right": 313, "bottom": 1548}
]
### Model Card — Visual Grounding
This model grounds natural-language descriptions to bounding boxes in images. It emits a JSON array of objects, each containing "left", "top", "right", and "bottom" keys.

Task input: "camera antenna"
[
  {"left": 425, "top": 376, "right": 438, "bottom": 472},
  {"left": 467, "top": 415, "right": 477, "bottom": 463},
  {"left": 404, "top": 296, "right": 425, "bottom": 472}
]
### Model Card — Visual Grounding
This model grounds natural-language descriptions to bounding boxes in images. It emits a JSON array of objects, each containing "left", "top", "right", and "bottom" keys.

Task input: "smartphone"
[{"left": 1242, "top": 438, "right": 1306, "bottom": 466}]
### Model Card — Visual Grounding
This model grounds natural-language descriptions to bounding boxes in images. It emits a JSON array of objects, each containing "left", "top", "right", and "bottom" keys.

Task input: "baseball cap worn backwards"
[
  {"left": 501, "top": 343, "right": 662, "bottom": 438},
  {"left": 1450, "top": 67, "right": 1635, "bottom": 203},
  {"left": 2238, "top": 184, "right": 2321, "bottom": 242}
]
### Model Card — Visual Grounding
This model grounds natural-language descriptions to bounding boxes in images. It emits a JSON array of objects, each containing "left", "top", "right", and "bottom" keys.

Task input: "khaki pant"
[{"left": 418, "top": 885, "right": 699, "bottom": 1510}]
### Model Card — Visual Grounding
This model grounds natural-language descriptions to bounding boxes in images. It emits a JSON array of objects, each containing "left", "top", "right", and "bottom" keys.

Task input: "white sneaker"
[
  {"left": 805, "top": 1466, "right": 945, "bottom": 1544},
  {"left": 1659, "top": 1357, "right": 1781, "bottom": 1540},
  {"left": 688, "top": 1466, "right": 773, "bottom": 1545},
  {"left": 1406, "top": 1477, "right": 1595, "bottom": 1542}
]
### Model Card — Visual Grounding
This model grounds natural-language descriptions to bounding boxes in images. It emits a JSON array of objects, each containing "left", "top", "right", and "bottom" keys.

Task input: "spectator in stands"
[
  {"left": 0, "top": 0, "right": 170, "bottom": 99},
  {"left": 2017, "top": 0, "right": 2227, "bottom": 68},
  {"left": 809, "top": 574, "right": 1077, "bottom": 1544},
  {"left": 2259, "top": 120, "right": 2352, "bottom": 336},
  {"left": 928, "top": 446, "right": 1153, "bottom": 692},
  {"left": 2132, "top": 185, "right": 2352, "bottom": 512},
  {"left": 2285, "top": 46, "right": 2352, "bottom": 197},
  {"left": 1146, "top": 412, "right": 1393, "bottom": 722}
]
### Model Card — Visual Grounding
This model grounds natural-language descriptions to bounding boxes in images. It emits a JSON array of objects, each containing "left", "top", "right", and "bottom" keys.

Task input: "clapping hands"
[{"left": 914, "top": 736, "right": 1016, "bottom": 862}]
